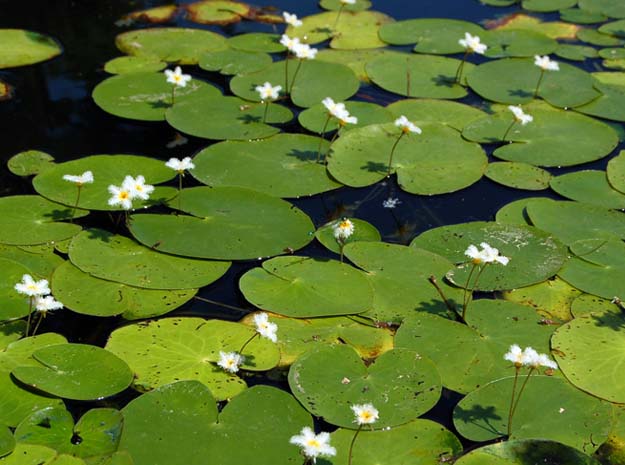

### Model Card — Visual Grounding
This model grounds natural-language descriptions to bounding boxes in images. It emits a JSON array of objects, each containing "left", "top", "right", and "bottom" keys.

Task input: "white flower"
[
  {"left": 254, "top": 312, "right": 278, "bottom": 343},
  {"left": 527, "top": 350, "right": 558, "bottom": 370},
  {"left": 122, "top": 175, "right": 154, "bottom": 201},
  {"left": 164, "top": 66, "right": 192, "bottom": 87},
  {"left": 394, "top": 115, "right": 422, "bottom": 135},
  {"left": 293, "top": 43, "right": 318, "bottom": 60},
  {"left": 335, "top": 108, "right": 358, "bottom": 125},
  {"left": 322, "top": 97, "right": 346, "bottom": 118},
  {"left": 383, "top": 197, "right": 401, "bottom": 209},
  {"left": 458, "top": 32, "right": 487, "bottom": 55},
  {"left": 464, "top": 242, "right": 509, "bottom": 266},
  {"left": 534, "top": 55, "right": 559, "bottom": 71},
  {"left": 290, "top": 427, "right": 336, "bottom": 463},
  {"left": 15, "top": 274, "right": 50, "bottom": 297},
  {"left": 508, "top": 106, "right": 533, "bottom": 125},
  {"left": 504, "top": 344, "right": 526, "bottom": 366},
  {"left": 63, "top": 171, "right": 94, "bottom": 185},
  {"left": 35, "top": 295, "right": 64, "bottom": 313},
  {"left": 255, "top": 82, "right": 282, "bottom": 101},
  {"left": 283, "top": 12, "right": 302, "bottom": 27},
  {"left": 217, "top": 351, "right": 244, "bottom": 373},
  {"left": 333, "top": 218, "right": 354, "bottom": 241},
  {"left": 351, "top": 403, "right": 379, "bottom": 425},
  {"left": 107, "top": 184, "right": 133, "bottom": 210},
  {"left": 341, "top": 0, "right": 357, "bottom": 4},
  {"left": 280, "top": 34, "right": 301, "bottom": 52},
  {"left": 165, "top": 157, "right": 195, "bottom": 173}
]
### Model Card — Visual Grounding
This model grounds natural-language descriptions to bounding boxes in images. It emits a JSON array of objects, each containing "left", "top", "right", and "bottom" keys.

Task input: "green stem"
[
  {"left": 461, "top": 263, "right": 477, "bottom": 321},
  {"left": 455, "top": 51, "right": 469, "bottom": 84},
  {"left": 428, "top": 275, "right": 457, "bottom": 317},
  {"left": 238, "top": 332, "right": 258, "bottom": 355},
  {"left": 178, "top": 173, "right": 183, "bottom": 210},
  {"left": 507, "top": 367, "right": 520, "bottom": 437},
  {"left": 25, "top": 296, "right": 33, "bottom": 337},
  {"left": 534, "top": 70, "right": 545, "bottom": 99},
  {"left": 339, "top": 242, "right": 345, "bottom": 263},
  {"left": 317, "top": 115, "right": 332, "bottom": 163},
  {"left": 171, "top": 86, "right": 176, "bottom": 105},
  {"left": 289, "top": 60, "right": 303, "bottom": 94},
  {"left": 193, "top": 295, "right": 249, "bottom": 313},
  {"left": 333, "top": 4, "right": 345, "bottom": 30},
  {"left": 501, "top": 119, "right": 517, "bottom": 143},
  {"left": 510, "top": 367, "right": 535, "bottom": 430},
  {"left": 70, "top": 185, "right": 82, "bottom": 223},
  {"left": 348, "top": 425, "right": 363, "bottom": 465},
  {"left": 463, "top": 264, "right": 489, "bottom": 320},
  {"left": 387, "top": 132, "right": 405, "bottom": 176},
  {"left": 262, "top": 101, "right": 269, "bottom": 124},
  {"left": 31, "top": 312, "right": 45, "bottom": 337},
  {"left": 284, "top": 55, "right": 290, "bottom": 93},
  {"left": 406, "top": 58, "right": 411, "bottom": 97}
]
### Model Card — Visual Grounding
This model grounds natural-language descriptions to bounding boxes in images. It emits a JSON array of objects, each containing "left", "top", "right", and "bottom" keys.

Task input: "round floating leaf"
[
  {"left": 600, "top": 20, "right": 625, "bottom": 37},
  {"left": 185, "top": 1, "right": 249, "bottom": 25},
  {"left": 298, "top": 102, "right": 393, "bottom": 134},
  {"left": 230, "top": 60, "right": 359, "bottom": 108},
  {"left": 0, "top": 426, "right": 14, "bottom": 458},
  {"left": 0, "top": 258, "right": 36, "bottom": 322},
  {"left": 15, "top": 407, "right": 122, "bottom": 459},
  {"left": 366, "top": 54, "right": 471, "bottom": 99},
  {"left": 191, "top": 134, "right": 341, "bottom": 197},
  {"left": 560, "top": 8, "right": 607, "bottom": 24},
  {"left": 328, "top": 122, "right": 486, "bottom": 195},
  {"left": 463, "top": 104, "right": 618, "bottom": 167},
  {"left": 571, "top": 293, "right": 621, "bottom": 318},
  {"left": 495, "top": 197, "right": 543, "bottom": 225},
  {"left": 316, "top": 49, "right": 405, "bottom": 82},
  {"left": 576, "top": 28, "right": 624, "bottom": 46},
  {"left": 52, "top": 261, "right": 194, "bottom": 319},
  {"left": 7, "top": 151, "right": 55, "bottom": 177},
  {"left": 386, "top": 99, "right": 486, "bottom": 131},
  {"left": 493, "top": 14, "right": 579, "bottom": 40},
  {"left": 12, "top": 343, "right": 133, "bottom": 401},
  {"left": 0, "top": 246, "right": 63, "bottom": 281},
  {"left": 608, "top": 150, "right": 625, "bottom": 193},
  {"left": 319, "top": 0, "right": 371, "bottom": 11},
  {"left": 502, "top": 277, "right": 581, "bottom": 322},
  {"left": 579, "top": 0, "right": 625, "bottom": 19},
  {"left": 576, "top": 72, "right": 625, "bottom": 122},
  {"left": 128, "top": 187, "right": 314, "bottom": 260},
  {"left": 68, "top": 229, "right": 229, "bottom": 290},
  {"left": 599, "top": 47, "right": 625, "bottom": 59},
  {"left": 485, "top": 162, "right": 551, "bottom": 190},
  {"left": 123, "top": 5, "right": 177, "bottom": 23},
  {"left": 454, "top": 376, "right": 611, "bottom": 453},
  {"left": 555, "top": 44, "right": 598, "bottom": 60},
  {"left": 467, "top": 58, "right": 599, "bottom": 107},
  {"left": 240, "top": 256, "right": 373, "bottom": 318},
  {"left": 93, "top": 72, "right": 218, "bottom": 122},
  {"left": 0, "top": 321, "right": 25, "bottom": 349},
  {"left": 199, "top": 49, "right": 271, "bottom": 75},
  {"left": 379, "top": 19, "right": 484, "bottom": 54},
  {"left": 0, "top": 196, "right": 84, "bottom": 246},
  {"left": 315, "top": 218, "right": 380, "bottom": 254},
  {"left": 166, "top": 94, "right": 291, "bottom": 140},
  {"left": 33, "top": 154, "right": 176, "bottom": 211},
  {"left": 550, "top": 170, "right": 625, "bottom": 208},
  {"left": 329, "top": 419, "right": 461, "bottom": 465},
  {"left": 523, "top": 0, "right": 577, "bottom": 12},
  {"left": 411, "top": 221, "right": 568, "bottom": 291},
  {"left": 552, "top": 314, "right": 625, "bottom": 402},
  {"left": 0, "top": 444, "right": 58, "bottom": 465},
  {"left": 483, "top": 30, "right": 558, "bottom": 58},
  {"left": 103, "top": 56, "right": 166, "bottom": 74},
  {"left": 115, "top": 28, "right": 227, "bottom": 64},
  {"left": 288, "top": 345, "right": 441, "bottom": 429},
  {"left": 0, "top": 30, "right": 62, "bottom": 69},
  {"left": 343, "top": 242, "right": 463, "bottom": 323},
  {"left": 106, "top": 318, "right": 280, "bottom": 400},
  {"left": 227, "top": 33, "right": 284, "bottom": 53}
]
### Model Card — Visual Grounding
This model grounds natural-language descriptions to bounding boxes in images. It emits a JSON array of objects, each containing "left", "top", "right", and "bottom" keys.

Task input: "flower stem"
[
  {"left": 317, "top": 115, "right": 332, "bottom": 163},
  {"left": 428, "top": 275, "right": 457, "bottom": 317},
  {"left": 289, "top": 60, "right": 303, "bottom": 94},
  {"left": 25, "top": 296, "right": 34, "bottom": 337},
  {"left": 461, "top": 263, "right": 477, "bottom": 321},
  {"left": 507, "top": 366, "right": 520, "bottom": 437},
  {"left": 193, "top": 295, "right": 249, "bottom": 313},
  {"left": 32, "top": 312, "right": 45, "bottom": 337},
  {"left": 238, "top": 332, "right": 258, "bottom": 355},
  {"left": 387, "top": 132, "right": 405, "bottom": 176},
  {"left": 501, "top": 119, "right": 517, "bottom": 143},
  {"left": 178, "top": 174, "right": 183, "bottom": 210},
  {"left": 171, "top": 86, "right": 176, "bottom": 106},
  {"left": 262, "top": 101, "right": 269, "bottom": 124},
  {"left": 534, "top": 70, "right": 545, "bottom": 99},
  {"left": 510, "top": 367, "right": 535, "bottom": 422},
  {"left": 284, "top": 55, "right": 290, "bottom": 93},
  {"left": 348, "top": 425, "right": 363, "bottom": 465},
  {"left": 455, "top": 51, "right": 469, "bottom": 84},
  {"left": 333, "top": 4, "right": 345, "bottom": 30},
  {"left": 339, "top": 242, "right": 345, "bottom": 263},
  {"left": 406, "top": 58, "right": 411, "bottom": 97},
  {"left": 70, "top": 185, "right": 82, "bottom": 223}
]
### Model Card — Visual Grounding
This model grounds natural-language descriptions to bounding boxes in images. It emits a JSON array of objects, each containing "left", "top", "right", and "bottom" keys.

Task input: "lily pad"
[
  {"left": 298, "top": 101, "right": 394, "bottom": 134},
  {"left": 190, "top": 134, "right": 341, "bottom": 197},
  {"left": 555, "top": 44, "right": 598, "bottom": 61},
  {"left": 485, "top": 162, "right": 552, "bottom": 190},
  {"left": 103, "top": 56, "right": 166, "bottom": 74},
  {"left": 33, "top": 154, "right": 177, "bottom": 211},
  {"left": 599, "top": 47, "right": 625, "bottom": 59},
  {"left": 0, "top": 321, "right": 25, "bottom": 349},
  {"left": 0, "top": 258, "right": 38, "bottom": 322},
  {"left": 386, "top": 99, "right": 486, "bottom": 131},
  {"left": 466, "top": 58, "right": 599, "bottom": 107},
  {"left": 454, "top": 376, "right": 611, "bottom": 453},
  {"left": 122, "top": 5, "right": 177, "bottom": 24},
  {"left": 7, "top": 151, "right": 55, "bottom": 177},
  {"left": 230, "top": 60, "right": 359, "bottom": 108},
  {"left": 522, "top": 0, "right": 577, "bottom": 12},
  {"left": 0, "top": 426, "right": 14, "bottom": 458},
  {"left": 576, "top": 28, "right": 624, "bottom": 46},
  {"left": 51, "top": 261, "right": 195, "bottom": 319},
  {"left": 502, "top": 277, "right": 581, "bottom": 321},
  {"left": 600, "top": 20, "right": 625, "bottom": 38},
  {"left": 12, "top": 343, "right": 133, "bottom": 401},
  {"left": 366, "top": 53, "right": 471, "bottom": 99},
  {"left": 411, "top": 221, "right": 568, "bottom": 291},
  {"left": 315, "top": 218, "right": 381, "bottom": 254},
  {"left": 570, "top": 293, "right": 621, "bottom": 318},
  {"left": 328, "top": 122, "right": 486, "bottom": 195},
  {"left": 115, "top": 28, "right": 227, "bottom": 64},
  {"left": 552, "top": 314, "right": 625, "bottom": 402},
  {"left": 550, "top": 170, "right": 625, "bottom": 209},
  {"left": 483, "top": 30, "right": 558, "bottom": 58},
  {"left": 495, "top": 197, "right": 543, "bottom": 225},
  {"left": 0, "top": 444, "right": 60, "bottom": 465},
  {"left": 185, "top": 1, "right": 250, "bottom": 25},
  {"left": 319, "top": 0, "right": 371, "bottom": 11},
  {"left": 560, "top": 8, "right": 607, "bottom": 24},
  {"left": 199, "top": 49, "right": 271, "bottom": 75},
  {"left": 227, "top": 33, "right": 284, "bottom": 53},
  {"left": 240, "top": 256, "right": 373, "bottom": 318},
  {"left": 578, "top": 0, "right": 625, "bottom": 19},
  {"left": 288, "top": 345, "right": 441, "bottom": 429},
  {"left": 608, "top": 150, "right": 625, "bottom": 193},
  {"left": 576, "top": 72, "right": 625, "bottom": 122},
  {"left": 0, "top": 246, "right": 63, "bottom": 280},
  {"left": 316, "top": 49, "right": 405, "bottom": 82},
  {"left": 68, "top": 229, "right": 229, "bottom": 290},
  {"left": 0, "top": 30, "right": 62, "bottom": 69},
  {"left": 128, "top": 187, "right": 314, "bottom": 260},
  {"left": 105, "top": 318, "right": 280, "bottom": 400}
]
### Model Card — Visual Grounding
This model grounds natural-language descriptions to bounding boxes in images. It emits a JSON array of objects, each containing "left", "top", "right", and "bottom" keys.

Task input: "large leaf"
[
  {"left": 0, "top": 30, "right": 62, "bottom": 69},
  {"left": 550, "top": 170, "right": 625, "bottom": 208}
]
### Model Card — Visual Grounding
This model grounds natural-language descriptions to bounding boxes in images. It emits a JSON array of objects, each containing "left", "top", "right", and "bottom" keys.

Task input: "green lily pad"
[
  {"left": 0, "top": 426, "right": 14, "bottom": 458},
  {"left": 103, "top": 56, "right": 166, "bottom": 74},
  {"left": 411, "top": 221, "right": 567, "bottom": 291},
  {"left": 466, "top": 58, "right": 599, "bottom": 107},
  {"left": 560, "top": 8, "right": 607, "bottom": 24},
  {"left": 227, "top": 33, "right": 285, "bottom": 53},
  {"left": 230, "top": 60, "right": 359, "bottom": 108},
  {"left": 485, "top": 162, "right": 552, "bottom": 190},
  {"left": 463, "top": 104, "right": 618, "bottom": 167},
  {"left": 550, "top": 170, "right": 625, "bottom": 208},
  {"left": 576, "top": 72, "right": 625, "bottom": 122},
  {"left": 386, "top": 99, "right": 486, "bottom": 131},
  {"left": 190, "top": 134, "right": 341, "bottom": 197},
  {"left": 316, "top": 49, "right": 404, "bottom": 82},
  {"left": 128, "top": 187, "right": 314, "bottom": 260},
  {"left": 0, "top": 30, "right": 62, "bottom": 69},
  {"left": 495, "top": 197, "right": 543, "bottom": 225},
  {"left": 366, "top": 53, "right": 471, "bottom": 99},
  {"left": 240, "top": 256, "right": 373, "bottom": 318},
  {"left": 579, "top": 0, "right": 625, "bottom": 19},
  {"left": 0, "top": 321, "right": 25, "bottom": 349},
  {"left": 0, "top": 444, "right": 58, "bottom": 465},
  {"left": 454, "top": 376, "right": 611, "bottom": 453},
  {"left": 379, "top": 19, "right": 484, "bottom": 54},
  {"left": 0, "top": 258, "right": 37, "bottom": 322},
  {"left": 115, "top": 28, "right": 227, "bottom": 64},
  {"left": 552, "top": 314, "right": 625, "bottom": 402},
  {"left": 343, "top": 242, "right": 463, "bottom": 323},
  {"left": 12, "top": 343, "right": 133, "bottom": 401},
  {"left": 298, "top": 101, "right": 393, "bottom": 134},
  {"left": 185, "top": 0, "right": 250, "bottom": 25},
  {"left": 328, "top": 122, "right": 486, "bottom": 194},
  {"left": 599, "top": 47, "right": 625, "bottom": 59},
  {"left": 7, "top": 151, "right": 55, "bottom": 177},
  {"left": 608, "top": 150, "right": 625, "bottom": 193},
  {"left": 576, "top": 28, "right": 624, "bottom": 46},
  {"left": 502, "top": 277, "right": 581, "bottom": 321},
  {"left": 15, "top": 407, "right": 122, "bottom": 460},
  {"left": 479, "top": 0, "right": 516, "bottom": 6},
  {"left": 51, "top": 261, "right": 195, "bottom": 319},
  {"left": 288, "top": 345, "right": 441, "bottom": 428},
  {"left": 483, "top": 30, "right": 558, "bottom": 58},
  {"left": 600, "top": 20, "right": 625, "bottom": 37},
  {"left": 68, "top": 229, "right": 229, "bottom": 290},
  {"left": 165, "top": 94, "right": 291, "bottom": 140},
  {"left": 123, "top": 5, "right": 177, "bottom": 24},
  {"left": 319, "top": 0, "right": 371, "bottom": 11},
  {"left": 523, "top": 0, "right": 577, "bottom": 12},
  {"left": 555, "top": 44, "right": 599, "bottom": 60},
  {"left": 492, "top": 15, "right": 579, "bottom": 40},
  {"left": 0, "top": 196, "right": 84, "bottom": 246},
  {"left": 33, "top": 154, "right": 176, "bottom": 211},
  {"left": 199, "top": 49, "right": 271, "bottom": 75},
  {"left": 106, "top": 318, "right": 280, "bottom": 400},
  {"left": 93, "top": 72, "right": 219, "bottom": 122},
  {"left": 329, "top": 419, "right": 461, "bottom": 465},
  {"left": 570, "top": 293, "right": 621, "bottom": 318},
  {"left": 315, "top": 218, "right": 381, "bottom": 254},
  {"left": 0, "top": 246, "right": 63, "bottom": 281}
]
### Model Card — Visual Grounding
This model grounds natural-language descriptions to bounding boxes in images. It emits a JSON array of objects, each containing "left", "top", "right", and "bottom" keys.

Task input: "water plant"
[
  {"left": 348, "top": 403, "right": 379, "bottom": 465},
  {"left": 62, "top": 170, "right": 93, "bottom": 220},
  {"left": 255, "top": 81, "right": 282, "bottom": 123},
  {"left": 290, "top": 427, "right": 336, "bottom": 464},
  {"left": 388, "top": 115, "right": 421, "bottom": 175},
  {"left": 533, "top": 54, "right": 559, "bottom": 97},
  {"left": 456, "top": 32, "right": 487, "bottom": 83},
  {"left": 164, "top": 66, "right": 191, "bottom": 104}
]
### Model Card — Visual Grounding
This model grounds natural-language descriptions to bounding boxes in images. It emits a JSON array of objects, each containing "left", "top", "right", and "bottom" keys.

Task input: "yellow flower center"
[
  {"left": 471, "top": 258, "right": 482, "bottom": 265},
  {"left": 360, "top": 411, "right": 373, "bottom": 421},
  {"left": 339, "top": 221, "right": 351, "bottom": 229},
  {"left": 119, "top": 191, "right": 129, "bottom": 200},
  {"left": 306, "top": 439, "right": 320, "bottom": 448}
]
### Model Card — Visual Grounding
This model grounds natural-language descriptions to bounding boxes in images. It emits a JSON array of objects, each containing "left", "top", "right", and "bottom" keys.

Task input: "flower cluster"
[
  {"left": 63, "top": 171, "right": 94, "bottom": 185},
  {"left": 14, "top": 274, "right": 63, "bottom": 314},
  {"left": 459, "top": 32, "right": 487, "bottom": 55},
  {"left": 108, "top": 175, "right": 154, "bottom": 210},
  {"left": 464, "top": 242, "right": 509, "bottom": 266},
  {"left": 508, "top": 106, "right": 533, "bottom": 125},
  {"left": 322, "top": 97, "right": 357, "bottom": 125},
  {"left": 504, "top": 344, "right": 558, "bottom": 370}
]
